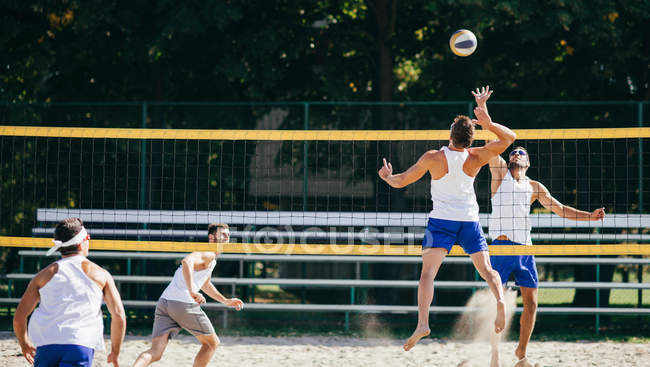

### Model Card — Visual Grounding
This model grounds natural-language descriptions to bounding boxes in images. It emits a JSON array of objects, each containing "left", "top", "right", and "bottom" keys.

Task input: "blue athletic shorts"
[
  {"left": 34, "top": 344, "right": 95, "bottom": 367},
  {"left": 489, "top": 239, "right": 539, "bottom": 288},
  {"left": 421, "top": 217, "right": 488, "bottom": 254}
]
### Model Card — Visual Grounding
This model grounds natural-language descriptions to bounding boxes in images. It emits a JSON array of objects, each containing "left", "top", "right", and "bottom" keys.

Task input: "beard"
[{"left": 508, "top": 161, "right": 529, "bottom": 170}]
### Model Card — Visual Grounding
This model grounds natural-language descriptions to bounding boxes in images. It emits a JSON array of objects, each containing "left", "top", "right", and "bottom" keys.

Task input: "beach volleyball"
[{"left": 449, "top": 29, "right": 477, "bottom": 56}]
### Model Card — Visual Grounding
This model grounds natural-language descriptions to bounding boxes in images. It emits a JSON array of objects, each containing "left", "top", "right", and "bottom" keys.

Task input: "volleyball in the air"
[{"left": 449, "top": 29, "right": 477, "bottom": 57}]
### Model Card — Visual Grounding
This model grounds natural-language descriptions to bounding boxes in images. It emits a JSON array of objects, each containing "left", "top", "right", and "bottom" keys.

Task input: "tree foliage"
[{"left": 1, "top": 1, "right": 649, "bottom": 103}]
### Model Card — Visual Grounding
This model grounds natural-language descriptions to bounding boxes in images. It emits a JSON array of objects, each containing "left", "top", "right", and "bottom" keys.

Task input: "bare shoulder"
[
  {"left": 81, "top": 259, "right": 111, "bottom": 287},
  {"left": 467, "top": 145, "right": 494, "bottom": 158},
  {"left": 465, "top": 147, "right": 490, "bottom": 164},
  {"left": 423, "top": 149, "right": 445, "bottom": 163},
  {"left": 529, "top": 179, "right": 545, "bottom": 191},
  {"left": 33, "top": 262, "right": 59, "bottom": 287},
  {"left": 200, "top": 251, "right": 217, "bottom": 262}
]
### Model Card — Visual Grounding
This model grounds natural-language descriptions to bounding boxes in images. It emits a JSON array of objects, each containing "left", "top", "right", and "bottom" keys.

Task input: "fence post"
[
  {"left": 139, "top": 102, "right": 148, "bottom": 225},
  {"left": 303, "top": 103, "right": 309, "bottom": 211},
  {"left": 138, "top": 102, "right": 148, "bottom": 300},
  {"left": 638, "top": 102, "right": 644, "bottom": 309},
  {"left": 639, "top": 102, "right": 644, "bottom": 214},
  {"left": 596, "top": 256, "right": 600, "bottom": 335}
]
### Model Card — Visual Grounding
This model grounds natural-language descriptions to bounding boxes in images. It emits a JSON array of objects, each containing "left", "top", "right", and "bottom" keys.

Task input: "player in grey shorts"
[{"left": 132, "top": 223, "right": 244, "bottom": 367}]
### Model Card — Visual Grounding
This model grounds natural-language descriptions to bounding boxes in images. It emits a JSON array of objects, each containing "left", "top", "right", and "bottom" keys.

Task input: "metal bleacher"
[{"left": 1, "top": 208, "right": 649, "bottom": 330}]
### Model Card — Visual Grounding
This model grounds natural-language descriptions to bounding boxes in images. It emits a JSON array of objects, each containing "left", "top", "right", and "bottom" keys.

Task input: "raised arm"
[
  {"left": 378, "top": 150, "right": 438, "bottom": 188},
  {"left": 470, "top": 106, "right": 516, "bottom": 166},
  {"left": 488, "top": 153, "right": 508, "bottom": 197},
  {"left": 531, "top": 180, "right": 606, "bottom": 221},
  {"left": 201, "top": 278, "right": 244, "bottom": 310},
  {"left": 472, "top": 85, "right": 493, "bottom": 109},
  {"left": 473, "top": 86, "right": 508, "bottom": 191},
  {"left": 102, "top": 270, "right": 126, "bottom": 367}
]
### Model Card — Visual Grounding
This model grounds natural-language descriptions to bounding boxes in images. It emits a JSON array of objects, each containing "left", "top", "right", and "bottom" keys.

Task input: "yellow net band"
[
  {"left": 1, "top": 126, "right": 649, "bottom": 141},
  {"left": 1, "top": 237, "right": 648, "bottom": 256}
]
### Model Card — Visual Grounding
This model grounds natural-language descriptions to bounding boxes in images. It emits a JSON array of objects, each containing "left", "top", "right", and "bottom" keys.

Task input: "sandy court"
[{"left": 0, "top": 332, "right": 648, "bottom": 367}]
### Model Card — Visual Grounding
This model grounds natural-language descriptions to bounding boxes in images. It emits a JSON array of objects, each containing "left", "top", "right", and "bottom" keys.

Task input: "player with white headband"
[{"left": 13, "top": 217, "right": 126, "bottom": 367}]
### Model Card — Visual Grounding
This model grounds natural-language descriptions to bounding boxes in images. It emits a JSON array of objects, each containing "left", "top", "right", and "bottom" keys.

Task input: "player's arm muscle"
[{"left": 382, "top": 151, "right": 436, "bottom": 188}]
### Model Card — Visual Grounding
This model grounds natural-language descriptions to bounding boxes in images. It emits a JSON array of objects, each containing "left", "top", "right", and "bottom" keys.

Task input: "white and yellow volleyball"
[{"left": 449, "top": 29, "right": 477, "bottom": 57}]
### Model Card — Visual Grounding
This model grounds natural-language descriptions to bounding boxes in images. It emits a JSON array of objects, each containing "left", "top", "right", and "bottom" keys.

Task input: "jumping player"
[{"left": 378, "top": 86, "right": 516, "bottom": 351}]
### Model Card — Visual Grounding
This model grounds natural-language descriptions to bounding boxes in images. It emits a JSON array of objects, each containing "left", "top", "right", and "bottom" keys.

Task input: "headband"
[{"left": 47, "top": 227, "right": 88, "bottom": 256}]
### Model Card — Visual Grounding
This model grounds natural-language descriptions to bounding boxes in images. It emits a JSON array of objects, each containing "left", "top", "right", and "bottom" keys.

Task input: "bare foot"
[
  {"left": 514, "top": 345, "right": 525, "bottom": 361},
  {"left": 494, "top": 300, "right": 506, "bottom": 333},
  {"left": 515, "top": 357, "right": 540, "bottom": 367},
  {"left": 403, "top": 326, "right": 430, "bottom": 351}
]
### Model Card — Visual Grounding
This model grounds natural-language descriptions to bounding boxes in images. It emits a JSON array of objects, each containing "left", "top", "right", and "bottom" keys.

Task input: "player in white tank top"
[
  {"left": 487, "top": 131, "right": 605, "bottom": 366},
  {"left": 13, "top": 218, "right": 125, "bottom": 367},
  {"left": 378, "top": 86, "right": 516, "bottom": 352},
  {"left": 133, "top": 224, "right": 244, "bottom": 367}
]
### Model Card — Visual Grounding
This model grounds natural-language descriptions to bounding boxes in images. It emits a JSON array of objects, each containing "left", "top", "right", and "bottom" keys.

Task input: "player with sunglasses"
[{"left": 483, "top": 101, "right": 605, "bottom": 367}]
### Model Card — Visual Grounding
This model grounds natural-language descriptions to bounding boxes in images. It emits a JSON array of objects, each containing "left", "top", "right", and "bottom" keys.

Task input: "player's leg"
[
  {"left": 460, "top": 222, "right": 506, "bottom": 333},
  {"left": 512, "top": 255, "right": 539, "bottom": 362},
  {"left": 470, "top": 251, "right": 506, "bottom": 333},
  {"left": 132, "top": 333, "right": 171, "bottom": 367},
  {"left": 165, "top": 300, "right": 219, "bottom": 366},
  {"left": 403, "top": 218, "right": 455, "bottom": 351},
  {"left": 133, "top": 298, "right": 177, "bottom": 367},
  {"left": 192, "top": 333, "right": 220, "bottom": 367},
  {"left": 488, "top": 249, "right": 515, "bottom": 367},
  {"left": 403, "top": 247, "right": 447, "bottom": 351},
  {"left": 515, "top": 286, "right": 538, "bottom": 360},
  {"left": 490, "top": 314, "right": 503, "bottom": 367}
]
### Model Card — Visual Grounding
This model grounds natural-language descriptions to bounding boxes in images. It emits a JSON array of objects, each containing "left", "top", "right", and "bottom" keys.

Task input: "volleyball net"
[{"left": 0, "top": 125, "right": 649, "bottom": 255}]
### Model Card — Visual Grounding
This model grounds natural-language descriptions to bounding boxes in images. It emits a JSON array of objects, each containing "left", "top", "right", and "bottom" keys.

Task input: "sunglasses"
[{"left": 509, "top": 149, "right": 527, "bottom": 157}]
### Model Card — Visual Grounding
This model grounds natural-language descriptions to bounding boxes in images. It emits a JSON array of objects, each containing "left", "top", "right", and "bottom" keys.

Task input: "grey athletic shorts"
[{"left": 152, "top": 298, "right": 216, "bottom": 339}]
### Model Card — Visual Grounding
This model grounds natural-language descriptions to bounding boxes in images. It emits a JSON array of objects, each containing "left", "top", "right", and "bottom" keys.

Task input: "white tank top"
[
  {"left": 489, "top": 170, "right": 533, "bottom": 245},
  {"left": 161, "top": 259, "right": 216, "bottom": 303},
  {"left": 28, "top": 255, "right": 104, "bottom": 350},
  {"left": 429, "top": 146, "right": 480, "bottom": 222}
]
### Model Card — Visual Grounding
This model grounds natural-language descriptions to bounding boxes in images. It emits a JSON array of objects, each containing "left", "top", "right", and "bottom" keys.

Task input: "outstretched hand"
[
  {"left": 472, "top": 85, "right": 493, "bottom": 107},
  {"left": 378, "top": 158, "right": 393, "bottom": 181},
  {"left": 590, "top": 207, "right": 606, "bottom": 221}
]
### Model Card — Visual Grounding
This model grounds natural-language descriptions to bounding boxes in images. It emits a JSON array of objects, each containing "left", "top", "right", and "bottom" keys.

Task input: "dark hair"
[
  {"left": 208, "top": 223, "right": 229, "bottom": 236},
  {"left": 450, "top": 115, "right": 474, "bottom": 148},
  {"left": 54, "top": 217, "right": 84, "bottom": 255}
]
